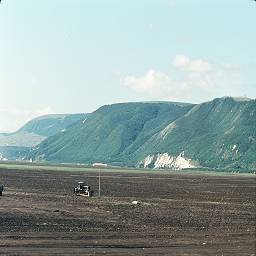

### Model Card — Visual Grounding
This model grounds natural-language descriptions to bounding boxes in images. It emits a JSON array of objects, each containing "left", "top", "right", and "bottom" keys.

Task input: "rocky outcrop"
[{"left": 139, "top": 152, "right": 197, "bottom": 170}]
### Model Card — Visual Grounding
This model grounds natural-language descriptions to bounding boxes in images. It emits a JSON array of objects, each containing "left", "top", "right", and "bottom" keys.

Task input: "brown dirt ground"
[{"left": 0, "top": 168, "right": 255, "bottom": 256}]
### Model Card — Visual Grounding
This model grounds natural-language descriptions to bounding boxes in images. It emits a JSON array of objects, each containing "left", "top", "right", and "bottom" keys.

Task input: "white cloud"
[
  {"left": 173, "top": 55, "right": 211, "bottom": 73},
  {"left": 120, "top": 69, "right": 188, "bottom": 100},
  {"left": 120, "top": 54, "right": 242, "bottom": 102},
  {"left": 121, "top": 69, "right": 170, "bottom": 95}
]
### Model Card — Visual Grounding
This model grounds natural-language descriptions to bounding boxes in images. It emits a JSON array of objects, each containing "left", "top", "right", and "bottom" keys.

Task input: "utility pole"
[{"left": 98, "top": 168, "right": 101, "bottom": 198}]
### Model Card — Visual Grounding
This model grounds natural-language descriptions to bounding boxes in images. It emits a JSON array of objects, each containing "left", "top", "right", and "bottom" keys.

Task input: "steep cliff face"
[
  {"left": 139, "top": 152, "right": 197, "bottom": 170},
  {"left": 134, "top": 97, "right": 256, "bottom": 170}
]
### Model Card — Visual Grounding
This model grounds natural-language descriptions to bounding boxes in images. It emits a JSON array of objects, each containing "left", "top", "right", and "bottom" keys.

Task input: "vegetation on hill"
[
  {"left": 17, "top": 114, "right": 87, "bottom": 137},
  {"left": 135, "top": 97, "right": 256, "bottom": 170},
  {"left": 28, "top": 102, "right": 193, "bottom": 164},
  {"left": 27, "top": 98, "right": 256, "bottom": 171}
]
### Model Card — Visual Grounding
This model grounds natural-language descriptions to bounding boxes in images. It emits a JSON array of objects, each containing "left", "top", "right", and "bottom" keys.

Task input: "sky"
[{"left": 0, "top": 0, "right": 255, "bottom": 132}]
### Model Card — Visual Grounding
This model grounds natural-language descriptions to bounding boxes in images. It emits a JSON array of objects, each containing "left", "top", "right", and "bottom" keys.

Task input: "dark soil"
[{"left": 0, "top": 168, "right": 255, "bottom": 255}]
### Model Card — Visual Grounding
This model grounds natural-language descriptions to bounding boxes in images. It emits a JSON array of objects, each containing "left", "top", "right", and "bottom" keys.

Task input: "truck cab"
[{"left": 74, "top": 181, "right": 93, "bottom": 197}]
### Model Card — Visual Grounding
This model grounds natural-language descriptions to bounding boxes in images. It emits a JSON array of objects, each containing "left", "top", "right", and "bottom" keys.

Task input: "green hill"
[
  {"left": 28, "top": 102, "right": 193, "bottom": 164},
  {"left": 136, "top": 97, "right": 256, "bottom": 170},
  {"left": 17, "top": 114, "right": 88, "bottom": 137},
  {"left": 27, "top": 98, "right": 256, "bottom": 170}
]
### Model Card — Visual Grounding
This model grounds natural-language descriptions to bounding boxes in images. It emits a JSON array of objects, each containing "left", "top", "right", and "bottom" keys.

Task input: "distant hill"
[
  {"left": 0, "top": 113, "right": 87, "bottom": 160},
  {"left": 17, "top": 113, "right": 88, "bottom": 138},
  {"left": 27, "top": 98, "right": 256, "bottom": 171}
]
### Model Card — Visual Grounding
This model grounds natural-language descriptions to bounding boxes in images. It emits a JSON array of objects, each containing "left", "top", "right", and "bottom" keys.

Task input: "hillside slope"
[
  {"left": 17, "top": 114, "right": 88, "bottom": 138},
  {"left": 27, "top": 98, "right": 256, "bottom": 170},
  {"left": 28, "top": 102, "right": 193, "bottom": 164},
  {"left": 137, "top": 97, "right": 256, "bottom": 170}
]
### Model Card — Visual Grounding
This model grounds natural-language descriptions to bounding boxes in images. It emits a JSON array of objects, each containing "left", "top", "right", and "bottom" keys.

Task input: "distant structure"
[
  {"left": 91, "top": 163, "right": 106, "bottom": 197},
  {"left": 92, "top": 163, "right": 107, "bottom": 168}
]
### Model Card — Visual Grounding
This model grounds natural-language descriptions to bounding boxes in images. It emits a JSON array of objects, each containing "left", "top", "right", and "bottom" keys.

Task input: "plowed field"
[{"left": 0, "top": 168, "right": 255, "bottom": 255}]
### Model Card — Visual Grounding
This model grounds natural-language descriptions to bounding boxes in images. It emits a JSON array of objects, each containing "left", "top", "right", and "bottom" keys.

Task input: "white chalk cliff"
[{"left": 140, "top": 152, "right": 196, "bottom": 170}]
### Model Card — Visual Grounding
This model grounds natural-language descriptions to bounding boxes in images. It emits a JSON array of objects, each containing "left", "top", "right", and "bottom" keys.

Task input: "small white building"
[{"left": 92, "top": 163, "right": 107, "bottom": 167}]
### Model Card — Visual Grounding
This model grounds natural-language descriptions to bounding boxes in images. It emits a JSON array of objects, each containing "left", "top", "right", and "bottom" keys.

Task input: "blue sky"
[{"left": 0, "top": 0, "right": 255, "bottom": 131}]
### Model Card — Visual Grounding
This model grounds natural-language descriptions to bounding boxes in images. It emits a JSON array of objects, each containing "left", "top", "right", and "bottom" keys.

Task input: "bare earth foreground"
[{"left": 0, "top": 167, "right": 255, "bottom": 256}]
